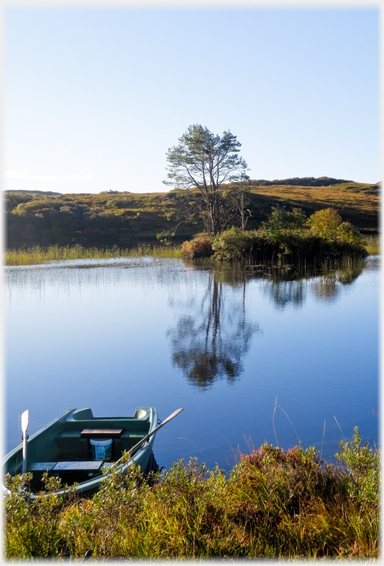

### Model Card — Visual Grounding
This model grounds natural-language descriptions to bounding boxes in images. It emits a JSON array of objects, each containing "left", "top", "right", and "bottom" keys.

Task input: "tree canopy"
[{"left": 163, "top": 125, "right": 249, "bottom": 235}]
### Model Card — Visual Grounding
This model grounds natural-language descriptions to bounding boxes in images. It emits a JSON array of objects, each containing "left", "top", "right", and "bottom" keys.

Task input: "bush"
[
  {"left": 4, "top": 430, "right": 380, "bottom": 559},
  {"left": 212, "top": 227, "right": 257, "bottom": 260},
  {"left": 262, "top": 207, "right": 307, "bottom": 235},
  {"left": 230, "top": 443, "right": 341, "bottom": 520},
  {"left": 335, "top": 427, "right": 380, "bottom": 507},
  {"left": 4, "top": 472, "right": 75, "bottom": 557},
  {"left": 307, "top": 208, "right": 342, "bottom": 240},
  {"left": 209, "top": 208, "right": 367, "bottom": 263},
  {"left": 336, "top": 221, "right": 365, "bottom": 246},
  {"left": 181, "top": 235, "right": 214, "bottom": 259}
]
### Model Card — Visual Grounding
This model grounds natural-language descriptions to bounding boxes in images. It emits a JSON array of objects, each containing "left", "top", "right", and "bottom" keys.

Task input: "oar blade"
[
  {"left": 161, "top": 408, "right": 184, "bottom": 425},
  {"left": 21, "top": 410, "right": 29, "bottom": 435}
]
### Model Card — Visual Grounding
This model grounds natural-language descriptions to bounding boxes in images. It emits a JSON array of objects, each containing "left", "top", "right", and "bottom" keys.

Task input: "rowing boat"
[{"left": 3, "top": 407, "right": 158, "bottom": 499}]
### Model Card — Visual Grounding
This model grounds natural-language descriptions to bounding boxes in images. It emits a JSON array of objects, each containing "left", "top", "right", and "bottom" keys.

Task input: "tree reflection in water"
[
  {"left": 168, "top": 266, "right": 259, "bottom": 389},
  {"left": 168, "top": 258, "right": 365, "bottom": 388},
  {"left": 264, "top": 260, "right": 364, "bottom": 308},
  {"left": 264, "top": 279, "right": 307, "bottom": 310},
  {"left": 311, "top": 262, "right": 364, "bottom": 303}
]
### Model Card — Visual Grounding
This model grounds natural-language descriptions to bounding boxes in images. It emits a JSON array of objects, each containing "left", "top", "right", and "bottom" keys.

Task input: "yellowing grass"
[
  {"left": 4, "top": 244, "right": 182, "bottom": 266},
  {"left": 363, "top": 235, "right": 380, "bottom": 255}
]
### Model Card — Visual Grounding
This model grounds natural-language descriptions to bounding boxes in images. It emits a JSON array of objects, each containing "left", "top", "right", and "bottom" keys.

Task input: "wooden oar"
[
  {"left": 116, "top": 408, "right": 184, "bottom": 465},
  {"left": 1, "top": 411, "right": 28, "bottom": 496},
  {"left": 21, "top": 410, "right": 29, "bottom": 475}
]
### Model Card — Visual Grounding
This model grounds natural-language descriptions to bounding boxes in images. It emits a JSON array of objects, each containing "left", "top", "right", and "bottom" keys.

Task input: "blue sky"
[{"left": 4, "top": 6, "right": 380, "bottom": 194}]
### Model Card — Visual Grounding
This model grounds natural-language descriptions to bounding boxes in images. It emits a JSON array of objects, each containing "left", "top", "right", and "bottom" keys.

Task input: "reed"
[
  {"left": 4, "top": 244, "right": 182, "bottom": 266},
  {"left": 363, "top": 235, "right": 380, "bottom": 255},
  {"left": 4, "top": 428, "right": 379, "bottom": 559}
]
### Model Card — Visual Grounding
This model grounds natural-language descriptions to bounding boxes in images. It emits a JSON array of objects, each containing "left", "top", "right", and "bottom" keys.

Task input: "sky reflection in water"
[{"left": 5, "top": 256, "right": 379, "bottom": 471}]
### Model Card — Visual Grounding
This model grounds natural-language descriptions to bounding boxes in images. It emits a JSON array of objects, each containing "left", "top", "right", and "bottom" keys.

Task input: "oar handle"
[
  {"left": 22, "top": 435, "right": 28, "bottom": 475},
  {"left": 116, "top": 408, "right": 184, "bottom": 465},
  {"left": 21, "top": 410, "right": 29, "bottom": 477}
]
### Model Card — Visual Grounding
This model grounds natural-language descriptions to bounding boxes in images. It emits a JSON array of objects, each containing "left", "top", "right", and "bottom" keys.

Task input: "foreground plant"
[
  {"left": 4, "top": 472, "right": 77, "bottom": 557},
  {"left": 336, "top": 426, "right": 380, "bottom": 507},
  {"left": 4, "top": 429, "right": 379, "bottom": 559}
]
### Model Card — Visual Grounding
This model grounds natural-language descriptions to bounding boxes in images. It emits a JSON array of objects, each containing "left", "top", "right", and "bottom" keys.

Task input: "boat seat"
[
  {"left": 28, "top": 462, "right": 58, "bottom": 472},
  {"left": 53, "top": 461, "right": 103, "bottom": 472},
  {"left": 80, "top": 428, "right": 124, "bottom": 438},
  {"left": 28, "top": 461, "right": 104, "bottom": 472}
]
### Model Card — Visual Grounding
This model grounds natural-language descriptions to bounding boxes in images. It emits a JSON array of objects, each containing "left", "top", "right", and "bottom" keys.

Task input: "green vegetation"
[
  {"left": 364, "top": 235, "right": 380, "bottom": 255},
  {"left": 180, "top": 235, "right": 215, "bottom": 259},
  {"left": 4, "top": 190, "right": 198, "bottom": 250},
  {"left": 164, "top": 124, "right": 249, "bottom": 235},
  {"left": 4, "top": 208, "right": 375, "bottom": 267},
  {"left": 4, "top": 244, "right": 182, "bottom": 266},
  {"left": 4, "top": 177, "right": 379, "bottom": 251},
  {"left": 4, "top": 207, "right": 376, "bottom": 266},
  {"left": 182, "top": 208, "right": 368, "bottom": 264},
  {"left": 4, "top": 429, "right": 379, "bottom": 559}
]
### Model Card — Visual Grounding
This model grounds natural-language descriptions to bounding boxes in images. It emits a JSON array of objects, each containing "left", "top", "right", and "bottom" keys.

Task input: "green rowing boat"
[{"left": 3, "top": 407, "right": 158, "bottom": 499}]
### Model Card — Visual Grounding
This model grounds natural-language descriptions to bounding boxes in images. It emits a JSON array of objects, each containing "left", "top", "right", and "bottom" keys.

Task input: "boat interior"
[{"left": 4, "top": 408, "right": 155, "bottom": 491}]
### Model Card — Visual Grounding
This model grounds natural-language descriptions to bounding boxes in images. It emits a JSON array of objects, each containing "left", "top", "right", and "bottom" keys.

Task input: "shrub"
[
  {"left": 336, "top": 222, "right": 365, "bottom": 246},
  {"left": 257, "top": 208, "right": 310, "bottom": 257},
  {"left": 210, "top": 208, "right": 367, "bottom": 263},
  {"left": 307, "top": 208, "right": 342, "bottom": 240},
  {"left": 4, "top": 431, "right": 380, "bottom": 559},
  {"left": 212, "top": 227, "right": 257, "bottom": 260},
  {"left": 14, "top": 200, "right": 50, "bottom": 216},
  {"left": 181, "top": 235, "right": 214, "bottom": 259},
  {"left": 232, "top": 443, "right": 341, "bottom": 518},
  {"left": 261, "top": 207, "right": 306, "bottom": 236},
  {"left": 4, "top": 472, "right": 76, "bottom": 558},
  {"left": 335, "top": 427, "right": 380, "bottom": 507}
]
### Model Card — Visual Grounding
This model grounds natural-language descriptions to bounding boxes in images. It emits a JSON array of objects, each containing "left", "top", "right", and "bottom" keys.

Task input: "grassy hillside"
[
  {"left": 4, "top": 178, "right": 379, "bottom": 249},
  {"left": 245, "top": 181, "right": 379, "bottom": 232}
]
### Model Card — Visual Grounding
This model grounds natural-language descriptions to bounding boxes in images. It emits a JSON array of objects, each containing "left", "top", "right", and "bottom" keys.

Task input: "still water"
[{"left": 5, "top": 256, "right": 379, "bottom": 472}]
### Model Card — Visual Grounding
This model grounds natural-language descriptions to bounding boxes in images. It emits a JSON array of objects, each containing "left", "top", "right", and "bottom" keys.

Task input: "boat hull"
[{"left": 3, "top": 407, "right": 158, "bottom": 499}]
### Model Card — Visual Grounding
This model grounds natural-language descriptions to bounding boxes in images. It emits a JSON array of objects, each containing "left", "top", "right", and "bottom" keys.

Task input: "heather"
[{"left": 3, "top": 428, "right": 379, "bottom": 559}]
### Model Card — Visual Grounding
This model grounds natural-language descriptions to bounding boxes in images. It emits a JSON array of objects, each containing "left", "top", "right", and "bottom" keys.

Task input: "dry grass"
[
  {"left": 363, "top": 235, "right": 380, "bottom": 255},
  {"left": 248, "top": 184, "right": 378, "bottom": 233},
  {"left": 4, "top": 244, "right": 182, "bottom": 266}
]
